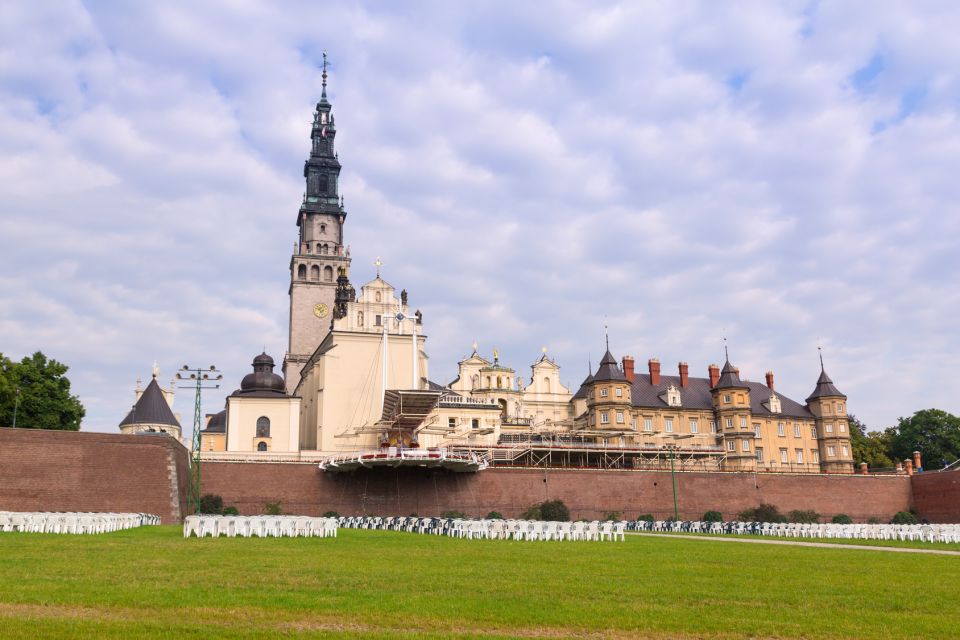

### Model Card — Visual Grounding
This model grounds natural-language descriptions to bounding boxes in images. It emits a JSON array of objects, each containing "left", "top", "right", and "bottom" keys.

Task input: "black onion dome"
[{"left": 236, "top": 352, "right": 287, "bottom": 396}]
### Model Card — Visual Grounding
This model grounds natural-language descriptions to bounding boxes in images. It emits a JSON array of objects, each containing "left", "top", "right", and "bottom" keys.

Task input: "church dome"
[{"left": 237, "top": 352, "right": 287, "bottom": 395}]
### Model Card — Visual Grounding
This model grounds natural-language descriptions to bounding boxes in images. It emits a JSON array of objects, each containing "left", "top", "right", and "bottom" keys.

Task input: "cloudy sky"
[{"left": 2, "top": 1, "right": 958, "bottom": 437}]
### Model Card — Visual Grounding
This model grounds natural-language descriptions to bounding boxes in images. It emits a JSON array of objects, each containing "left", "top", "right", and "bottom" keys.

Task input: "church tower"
[{"left": 284, "top": 53, "right": 352, "bottom": 392}]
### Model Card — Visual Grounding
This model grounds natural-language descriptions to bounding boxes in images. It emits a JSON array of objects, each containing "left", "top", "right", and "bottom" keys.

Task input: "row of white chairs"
[
  {"left": 635, "top": 519, "right": 960, "bottom": 543},
  {"left": 0, "top": 511, "right": 160, "bottom": 534},
  {"left": 183, "top": 515, "right": 338, "bottom": 538},
  {"left": 338, "top": 516, "right": 626, "bottom": 541}
]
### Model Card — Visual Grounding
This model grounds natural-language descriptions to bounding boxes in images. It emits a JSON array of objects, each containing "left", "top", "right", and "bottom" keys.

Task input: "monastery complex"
[{"left": 118, "top": 62, "right": 854, "bottom": 475}]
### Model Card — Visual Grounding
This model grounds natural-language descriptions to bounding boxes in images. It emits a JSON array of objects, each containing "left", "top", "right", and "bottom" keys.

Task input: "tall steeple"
[{"left": 284, "top": 52, "right": 353, "bottom": 393}]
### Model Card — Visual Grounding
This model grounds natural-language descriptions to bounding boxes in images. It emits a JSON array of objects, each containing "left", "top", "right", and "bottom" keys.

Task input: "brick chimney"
[
  {"left": 708, "top": 364, "right": 720, "bottom": 388},
  {"left": 648, "top": 359, "right": 661, "bottom": 385},
  {"left": 913, "top": 450, "right": 922, "bottom": 471},
  {"left": 622, "top": 356, "right": 635, "bottom": 383},
  {"left": 905, "top": 459, "right": 914, "bottom": 476},
  {"left": 678, "top": 362, "right": 689, "bottom": 388},
  {"left": 765, "top": 371, "right": 775, "bottom": 391},
  {"left": 733, "top": 367, "right": 740, "bottom": 378},
  {"left": 859, "top": 462, "right": 868, "bottom": 475}
]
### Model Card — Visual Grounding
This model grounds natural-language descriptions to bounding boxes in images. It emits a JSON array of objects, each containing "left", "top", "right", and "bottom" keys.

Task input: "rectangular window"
[
  {"left": 600, "top": 388, "right": 608, "bottom": 397},
  {"left": 753, "top": 423, "right": 761, "bottom": 437},
  {"left": 777, "top": 422, "right": 785, "bottom": 437},
  {"left": 631, "top": 419, "right": 637, "bottom": 430},
  {"left": 740, "top": 417, "right": 747, "bottom": 429},
  {"left": 710, "top": 420, "right": 717, "bottom": 433},
  {"left": 600, "top": 412, "right": 609, "bottom": 424},
  {"left": 726, "top": 418, "right": 733, "bottom": 429},
  {"left": 723, "top": 394, "right": 732, "bottom": 404},
  {"left": 665, "top": 418, "right": 674, "bottom": 433},
  {"left": 826, "top": 423, "right": 834, "bottom": 433},
  {"left": 796, "top": 449, "right": 804, "bottom": 464},
  {"left": 839, "top": 421, "right": 846, "bottom": 433},
  {"left": 727, "top": 440, "right": 736, "bottom": 451},
  {"left": 643, "top": 418, "right": 653, "bottom": 432},
  {"left": 811, "top": 426, "right": 818, "bottom": 439},
  {"left": 471, "top": 419, "right": 479, "bottom": 429},
  {"left": 780, "top": 448, "right": 788, "bottom": 463},
  {"left": 616, "top": 411, "right": 624, "bottom": 424},
  {"left": 812, "top": 449, "right": 820, "bottom": 463},
  {"left": 756, "top": 447, "right": 764, "bottom": 462},
  {"left": 375, "top": 315, "right": 382, "bottom": 326},
  {"left": 827, "top": 445, "right": 836, "bottom": 457},
  {"left": 690, "top": 420, "right": 698, "bottom": 434},
  {"left": 742, "top": 439, "right": 750, "bottom": 452},
  {"left": 842, "top": 445, "right": 849, "bottom": 457},
  {"left": 793, "top": 423, "right": 801, "bottom": 438},
  {"left": 837, "top": 403, "right": 844, "bottom": 413},
  {"left": 615, "top": 387, "right": 622, "bottom": 397},
  {"left": 448, "top": 417, "right": 456, "bottom": 429}
]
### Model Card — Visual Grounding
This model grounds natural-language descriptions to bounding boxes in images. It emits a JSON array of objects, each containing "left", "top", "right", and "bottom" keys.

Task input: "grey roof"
[
  {"left": 202, "top": 409, "right": 227, "bottom": 433},
  {"left": 806, "top": 368, "right": 846, "bottom": 401},
  {"left": 571, "top": 372, "right": 594, "bottom": 400},
  {"left": 592, "top": 350, "right": 626, "bottom": 382},
  {"left": 119, "top": 378, "right": 180, "bottom": 428},
  {"left": 427, "top": 379, "right": 448, "bottom": 392},
  {"left": 573, "top": 372, "right": 814, "bottom": 419},
  {"left": 714, "top": 359, "right": 747, "bottom": 390}
]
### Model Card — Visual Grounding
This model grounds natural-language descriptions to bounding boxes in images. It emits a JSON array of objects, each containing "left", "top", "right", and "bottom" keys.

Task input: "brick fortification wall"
[
  {"left": 911, "top": 469, "right": 960, "bottom": 523},
  {"left": 0, "top": 428, "right": 189, "bottom": 524},
  {"left": 202, "top": 463, "right": 913, "bottom": 522}
]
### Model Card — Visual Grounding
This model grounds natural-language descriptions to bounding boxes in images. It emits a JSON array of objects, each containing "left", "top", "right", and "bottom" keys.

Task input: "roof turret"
[{"left": 119, "top": 377, "right": 180, "bottom": 428}]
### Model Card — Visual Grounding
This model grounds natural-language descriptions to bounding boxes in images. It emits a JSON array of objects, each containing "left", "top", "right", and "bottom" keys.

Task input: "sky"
[{"left": 1, "top": 1, "right": 959, "bottom": 438}]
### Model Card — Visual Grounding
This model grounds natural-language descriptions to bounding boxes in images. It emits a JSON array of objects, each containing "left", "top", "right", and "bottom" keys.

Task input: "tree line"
[
  {"left": 849, "top": 410, "right": 960, "bottom": 471},
  {"left": 0, "top": 352, "right": 84, "bottom": 430}
]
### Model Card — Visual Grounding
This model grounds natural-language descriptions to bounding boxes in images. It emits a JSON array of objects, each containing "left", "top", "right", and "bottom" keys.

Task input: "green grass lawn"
[
  {"left": 636, "top": 530, "right": 960, "bottom": 550},
  {"left": 0, "top": 526, "right": 957, "bottom": 639}
]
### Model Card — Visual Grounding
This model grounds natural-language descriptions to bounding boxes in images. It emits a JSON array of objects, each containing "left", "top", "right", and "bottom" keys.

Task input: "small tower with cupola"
[
  {"left": 584, "top": 345, "right": 632, "bottom": 440},
  {"left": 806, "top": 350, "right": 853, "bottom": 473},
  {"left": 710, "top": 350, "right": 755, "bottom": 470}
]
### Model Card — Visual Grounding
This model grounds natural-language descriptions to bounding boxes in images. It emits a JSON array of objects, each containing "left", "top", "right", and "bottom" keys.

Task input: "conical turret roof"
[
  {"left": 714, "top": 358, "right": 747, "bottom": 389},
  {"left": 806, "top": 367, "right": 845, "bottom": 401},
  {"left": 593, "top": 349, "right": 626, "bottom": 382},
  {"left": 119, "top": 378, "right": 180, "bottom": 428}
]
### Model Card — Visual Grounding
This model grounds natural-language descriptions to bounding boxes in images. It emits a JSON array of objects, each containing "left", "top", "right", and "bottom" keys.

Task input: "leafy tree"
[
  {"left": 440, "top": 510, "right": 466, "bottom": 519},
  {"left": 0, "top": 352, "right": 85, "bottom": 430},
  {"left": 702, "top": 510, "right": 724, "bottom": 523},
  {"left": 538, "top": 500, "right": 570, "bottom": 522},
  {"left": 788, "top": 509, "right": 821, "bottom": 524},
  {"left": 831, "top": 514, "right": 853, "bottom": 524},
  {"left": 265, "top": 502, "right": 283, "bottom": 515},
  {"left": 199, "top": 494, "right": 224, "bottom": 514},
  {"left": 888, "top": 409, "right": 960, "bottom": 470},
  {"left": 636, "top": 513, "right": 655, "bottom": 523},
  {"left": 738, "top": 503, "right": 786, "bottom": 523},
  {"left": 485, "top": 511, "right": 504, "bottom": 520},
  {"left": 222, "top": 506, "right": 239, "bottom": 516},
  {"left": 890, "top": 511, "right": 919, "bottom": 525},
  {"left": 848, "top": 414, "right": 895, "bottom": 469},
  {"left": 322, "top": 511, "right": 340, "bottom": 518},
  {"left": 603, "top": 511, "right": 621, "bottom": 521}
]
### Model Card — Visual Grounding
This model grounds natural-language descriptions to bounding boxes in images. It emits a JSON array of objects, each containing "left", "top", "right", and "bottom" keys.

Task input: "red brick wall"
[
  {"left": 911, "top": 469, "right": 960, "bottom": 523},
  {"left": 201, "top": 463, "right": 913, "bottom": 522},
  {"left": 0, "top": 428, "right": 189, "bottom": 523}
]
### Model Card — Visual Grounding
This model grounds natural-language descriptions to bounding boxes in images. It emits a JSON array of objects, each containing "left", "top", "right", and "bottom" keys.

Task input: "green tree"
[
  {"left": 888, "top": 409, "right": 960, "bottom": 470},
  {"left": 0, "top": 352, "right": 85, "bottom": 430},
  {"left": 848, "top": 414, "right": 895, "bottom": 469}
]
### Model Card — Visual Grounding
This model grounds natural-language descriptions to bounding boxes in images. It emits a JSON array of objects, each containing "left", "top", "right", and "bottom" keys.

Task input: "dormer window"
[
  {"left": 660, "top": 385, "right": 682, "bottom": 407},
  {"left": 769, "top": 394, "right": 781, "bottom": 414}
]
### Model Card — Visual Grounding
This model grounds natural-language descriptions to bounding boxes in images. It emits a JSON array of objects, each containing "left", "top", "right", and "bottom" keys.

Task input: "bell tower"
[{"left": 284, "top": 52, "right": 352, "bottom": 392}]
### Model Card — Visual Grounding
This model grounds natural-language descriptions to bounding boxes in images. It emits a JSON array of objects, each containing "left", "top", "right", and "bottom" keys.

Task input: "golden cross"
[{"left": 374, "top": 257, "right": 383, "bottom": 278}]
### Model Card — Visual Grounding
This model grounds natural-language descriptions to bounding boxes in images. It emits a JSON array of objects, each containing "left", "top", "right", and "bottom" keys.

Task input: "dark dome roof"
[
  {"left": 253, "top": 352, "right": 274, "bottom": 366},
  {"left": 203, "top": 409, "right": 227, "bottom": 433},
  {"left": 234, "top": 352, "right": 287, "bottom": 397}
]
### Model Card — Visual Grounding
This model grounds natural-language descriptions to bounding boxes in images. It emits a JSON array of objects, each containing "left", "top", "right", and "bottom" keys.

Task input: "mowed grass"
[{"left": 0, "top": 526, "right": 957, "bottom": 639}]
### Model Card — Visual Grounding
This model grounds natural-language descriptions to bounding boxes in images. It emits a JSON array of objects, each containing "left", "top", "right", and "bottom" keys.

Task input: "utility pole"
[
  {"left": 175, "top": 365, "right": 222, "bottom": 515},
  {"left": 12, "top": 387, "right": 21, "bottom": 428}
]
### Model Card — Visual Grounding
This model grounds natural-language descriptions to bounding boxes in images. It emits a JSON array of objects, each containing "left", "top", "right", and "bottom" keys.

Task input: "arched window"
[
  {"left": 375, "top": 291, "right": 382, "bottom": 303},
  {"left": 310, "top": 265, "right": 320, "bottom": 281},
  {"left": 471, "top": 374, "right": 479, "bottom": 390},
  {"left": 320, "top": 223, "right": 326, "bottom": 234},
  {"left": 256, "top": 416, "right": 270, "bottom": 438},
  {"left": 496, "top": 376, "right": 502, "bottom": 388},
  {"left": 257, "top": 442, "right": 268, "bottom": 452},
  {"left": 544, "top": 377, "right": 551, "bottom": 393},
  {"left": 323, "top": 266, "right": 334, "bottom": 281},
  {"left": 322, "top": 244, "right": 329, "bottom": 255},
  {"left": 297, "top": 264, "right": 306, "bottom": 280}
]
